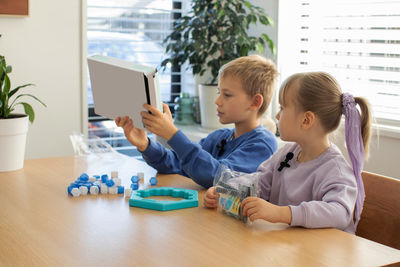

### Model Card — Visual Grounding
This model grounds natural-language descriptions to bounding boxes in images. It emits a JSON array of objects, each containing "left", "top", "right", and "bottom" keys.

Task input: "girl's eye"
[{"left": 224, "top": 94, "right": 232, "bottom": 98}]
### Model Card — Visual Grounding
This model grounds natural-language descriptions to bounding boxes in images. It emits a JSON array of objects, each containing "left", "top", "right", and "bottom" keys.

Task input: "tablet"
[{"left": 87, "top": 55, "right": 162, "bottom": 130}]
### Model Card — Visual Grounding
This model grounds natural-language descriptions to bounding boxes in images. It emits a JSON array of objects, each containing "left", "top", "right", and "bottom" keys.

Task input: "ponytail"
[
  {"left": 342, "top": 93, "right": 373, "bottom": 228},
  {"left": 354, "top": 97, "right": 372, "bottom": 157}
]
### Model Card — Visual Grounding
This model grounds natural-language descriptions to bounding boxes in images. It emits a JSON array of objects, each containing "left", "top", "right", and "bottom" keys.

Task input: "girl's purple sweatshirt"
[{"left": 252, "top": 142, "right": 357, "bottom": 233}]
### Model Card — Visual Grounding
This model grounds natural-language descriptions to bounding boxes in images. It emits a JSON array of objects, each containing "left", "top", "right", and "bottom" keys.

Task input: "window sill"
[
  {"left": 337, "top": 120, "right": 400, "bottom": 140},
  {"left": 373, "top": 124, "right": 400, "bottom": 139},
  {"left": 177, "top": 123, "right": 286, "bottom": 147},
  {"left": 178, "top": 122, "right": 400, "bottom": 152},
  {"left": 177, "top": 124, "right": 212, "bottom": 142}
]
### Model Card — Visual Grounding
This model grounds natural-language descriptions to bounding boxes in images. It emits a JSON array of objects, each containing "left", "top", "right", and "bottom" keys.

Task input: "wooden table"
[{"left": 1, "top": 156, "right": 400, "bottom": 267}]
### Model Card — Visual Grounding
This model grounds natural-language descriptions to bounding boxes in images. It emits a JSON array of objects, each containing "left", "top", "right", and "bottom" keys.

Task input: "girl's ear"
[
  {"left": 251, "top": 94, "right": 264, "bottom": 110},
  {"left": 301, "top": 111, "right": 315, "bottom": 129}
]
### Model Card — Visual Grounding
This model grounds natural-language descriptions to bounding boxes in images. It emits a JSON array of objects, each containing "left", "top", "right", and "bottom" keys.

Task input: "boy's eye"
[{"left": 224, "top": 93, "right": 232, "bottom": 97}]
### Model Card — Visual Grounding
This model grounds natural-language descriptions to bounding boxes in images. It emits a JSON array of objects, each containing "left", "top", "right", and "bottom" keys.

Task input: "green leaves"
[
  {"left": 160, "top": 0, "right": 275, "bottom": 85},
  {"left": 259, "top": 15, "right": 274, "bottom": 26},
  {"left": 262, "top": 33, "right": 276, "bottom": 55},
  {"left": 0, "top": 56, "right": 7, "bottom": 90},
  {"left": 256, "top": 42, "right": 265, "bottom": 54},
  {"left": 3, "top": 73, "right": 10, "bottom": 95},
  {"left": 21, "top": 102, "right": 34, "bottom": 123},
  {"left": 0, "top": 56, "right": 46, "bottom": 122},
  {"left": 9, "top": 83, "right": 34, "bottom": 98}
]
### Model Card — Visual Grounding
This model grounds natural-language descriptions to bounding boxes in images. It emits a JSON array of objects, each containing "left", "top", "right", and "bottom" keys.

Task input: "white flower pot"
[
  {"left": 198, "top": 84, "right": 225, "bottom": 129},
  {"left": 0, "top": 114, "right": 29, "bottom": 172}
]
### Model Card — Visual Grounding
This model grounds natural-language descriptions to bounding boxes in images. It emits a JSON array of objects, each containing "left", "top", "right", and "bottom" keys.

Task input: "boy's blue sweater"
[{"left": 141, "top": 126, "right": 277, "bottom": 188}]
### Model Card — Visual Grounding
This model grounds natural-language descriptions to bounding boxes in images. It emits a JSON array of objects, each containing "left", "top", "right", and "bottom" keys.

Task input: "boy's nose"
[{"left": 215, "top": 95, "right": 221, "bottom": 106}]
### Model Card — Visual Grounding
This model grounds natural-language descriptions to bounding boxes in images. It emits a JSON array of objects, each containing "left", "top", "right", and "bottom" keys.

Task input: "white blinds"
[{"left": 278, "top": 0, "right": 400, "bottom": 124}]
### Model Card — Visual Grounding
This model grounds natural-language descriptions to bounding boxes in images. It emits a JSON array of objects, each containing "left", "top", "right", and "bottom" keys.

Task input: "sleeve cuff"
[
  {"left": 289, "top": 205, "right": 306, "bottom": 227},
  {"left": 141, "top": 137, "right": 161, "bottom": 160}
]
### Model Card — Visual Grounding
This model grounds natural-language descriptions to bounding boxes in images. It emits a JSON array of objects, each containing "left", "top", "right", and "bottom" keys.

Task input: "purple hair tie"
[{"left": 342, "top": 92, "right": 365, "bottom": 228}]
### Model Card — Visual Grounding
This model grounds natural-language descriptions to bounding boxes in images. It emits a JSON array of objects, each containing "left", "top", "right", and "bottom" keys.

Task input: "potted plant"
[
  {"left": 161, "top": 0, "right": 275, "bottom": 128},
  {"left": 0, "top": 35, "right": 46, "bottom": 171}
]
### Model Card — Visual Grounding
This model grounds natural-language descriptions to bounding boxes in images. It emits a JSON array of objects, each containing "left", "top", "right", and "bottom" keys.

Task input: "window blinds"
[{"left": 278, "top": 0, "right": 400, "bottom": 124}]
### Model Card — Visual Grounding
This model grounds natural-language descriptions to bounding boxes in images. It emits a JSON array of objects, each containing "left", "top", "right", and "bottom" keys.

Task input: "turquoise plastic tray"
[{"left": 129, "top": 187, "right": 198, "bottom": 211}]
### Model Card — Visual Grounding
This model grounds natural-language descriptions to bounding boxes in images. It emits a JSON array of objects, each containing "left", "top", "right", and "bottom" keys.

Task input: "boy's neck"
[{"left": 233, "top": 118, "right": 260, "bottom": 139}]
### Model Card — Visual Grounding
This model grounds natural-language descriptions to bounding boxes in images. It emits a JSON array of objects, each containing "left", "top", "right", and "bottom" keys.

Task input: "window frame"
[{"left": 86, "top": 0, "right": 189, "bottom": 156}]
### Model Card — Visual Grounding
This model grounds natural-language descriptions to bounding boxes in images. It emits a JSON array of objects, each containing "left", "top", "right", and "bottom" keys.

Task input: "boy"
[{"left": 116, "top": 55, "right": 278, "bottom": 188}]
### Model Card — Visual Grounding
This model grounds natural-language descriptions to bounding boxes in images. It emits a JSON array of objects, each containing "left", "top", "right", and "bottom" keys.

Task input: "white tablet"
[{"left": 87, "top": 55, "right": 162, "bottom": 130}]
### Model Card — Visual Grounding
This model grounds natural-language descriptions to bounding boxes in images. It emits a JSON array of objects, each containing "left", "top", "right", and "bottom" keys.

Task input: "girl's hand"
[
  {"left": 115, "top": 116, "right": 149, "bottom": 151},
  {"left": 204, "top": 186, "right": 219, "bottom": 209},
  {"left": 241, "top": 197, "right": 292, "bottom": 224},
  {"left": 141, "top": 103, "right": 178, "bottom": 141}
]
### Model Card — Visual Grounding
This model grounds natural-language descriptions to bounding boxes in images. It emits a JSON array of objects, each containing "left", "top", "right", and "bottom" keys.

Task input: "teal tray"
[{"left": 129, "top": 187, "right": 198, "bottom": 211}]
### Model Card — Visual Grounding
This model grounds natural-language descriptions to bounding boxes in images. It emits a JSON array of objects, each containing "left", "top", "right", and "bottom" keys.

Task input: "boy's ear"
[
  {"left": 301, "top": 111, "right": 315, "bottom": 129},
  {"left": 251, "top": 94, "right": 264, "bottom": 110}
]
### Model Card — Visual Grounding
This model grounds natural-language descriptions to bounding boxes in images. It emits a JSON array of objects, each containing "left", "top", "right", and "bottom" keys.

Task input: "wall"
[
  {"left": 0, "top": 0, "right": 85, "bottom": 159},
  {"left": 332, "top": 126, "right": 400, "bottom": 179},
  {"left": 249, "top": 0, "right": 278, "bottom": 61},
  {"left": 249, "top": 0, "right": 279, "bottom": 119}
]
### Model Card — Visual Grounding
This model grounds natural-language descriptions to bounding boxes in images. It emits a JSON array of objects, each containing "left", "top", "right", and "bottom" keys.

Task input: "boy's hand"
[
  {"left": 241, "top": 197, "right": 292, "bottom": 224},
  {"left": 204, "top": 186, "right": 219, "bottom": 209},
  {"left": 141, "top": 103, "right": 178, "bottom": 141},
  {"left": 115, "top": 116, "right": 149, "bottom": 152}
]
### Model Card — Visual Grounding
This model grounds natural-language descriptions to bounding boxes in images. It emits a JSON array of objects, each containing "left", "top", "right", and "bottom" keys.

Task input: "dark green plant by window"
[
  {"left": 0, "top": 35, "right": 46, "bottom": 122},
  {"left": 161, "top": 0, "right": 275, "bottom": 85}
]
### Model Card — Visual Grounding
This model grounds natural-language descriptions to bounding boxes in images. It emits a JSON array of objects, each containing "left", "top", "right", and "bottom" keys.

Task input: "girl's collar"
[{"left": 294, "top": 143, "right": 332, "bottom": 165}]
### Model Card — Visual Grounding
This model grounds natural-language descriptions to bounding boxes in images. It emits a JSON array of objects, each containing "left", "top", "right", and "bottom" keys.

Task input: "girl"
[{"left": 204, "top": 72, "right": 371, "bottom": 233}]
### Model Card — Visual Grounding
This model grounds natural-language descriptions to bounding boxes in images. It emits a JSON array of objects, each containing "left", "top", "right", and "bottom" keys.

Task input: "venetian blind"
[{"left": 278, "top": 0, "right": 400, "bottom": 125}]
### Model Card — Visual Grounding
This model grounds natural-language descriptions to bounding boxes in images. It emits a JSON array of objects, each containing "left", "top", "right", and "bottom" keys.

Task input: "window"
[
  {"left": 278, "top": 0, "right": 400, "bottom": 127},
  {"left": 87, "top": 0, "right": 191, "bottom": 156}
]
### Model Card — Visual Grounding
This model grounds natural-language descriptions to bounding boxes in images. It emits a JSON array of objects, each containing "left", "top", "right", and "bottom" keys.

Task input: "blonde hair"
[
  {"left": 279, "top": 72, "right": 372, "bottom": 156},
  {"left": 219, "top": 55, "right": 278, "bottom": 116}
]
